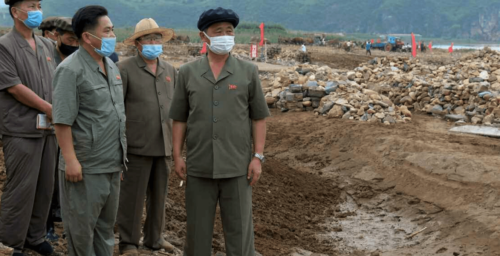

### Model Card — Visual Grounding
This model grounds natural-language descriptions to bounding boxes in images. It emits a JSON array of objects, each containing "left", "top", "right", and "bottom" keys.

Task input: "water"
[{"left": 433, "top": 44, "right": 500, "bottom": 51}]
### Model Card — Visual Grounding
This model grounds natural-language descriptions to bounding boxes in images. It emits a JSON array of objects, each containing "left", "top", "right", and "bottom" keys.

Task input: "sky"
[{"left": 0, "top": 3, "right": 5, "bottom": 7}]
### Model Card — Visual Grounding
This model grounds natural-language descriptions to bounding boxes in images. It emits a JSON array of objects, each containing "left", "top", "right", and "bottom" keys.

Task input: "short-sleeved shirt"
[
  {"left": 118, "top": 55, "right": 176, "bottom": 157},
  {"left": 169, "top": 54, "right": 270, "bottom": 179},
  {"left": 52, "top": 46, "right": 127, "bottom": 174},
  {"left": 0, "top": 26, "right": 56, "bottom": 137}
]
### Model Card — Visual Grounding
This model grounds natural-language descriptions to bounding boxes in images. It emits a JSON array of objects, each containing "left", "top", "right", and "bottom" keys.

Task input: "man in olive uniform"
[
  {"left": 170, "top": 7, "right": 270, "bottom": 256},
  {"left": 0, "top": 1, "right": 57, "bottom": 255},
  {"left": 39, "top": 16, "right": 59, "bottom": 42},
  {"left": 117, "top": 18, "right": 176, "bottom": 256},
  {"left": 45, "top": 16, "right": 78, "bottom": 242},
  {"left": 52, "top": 5, "right": 126, "bottom": 256}
]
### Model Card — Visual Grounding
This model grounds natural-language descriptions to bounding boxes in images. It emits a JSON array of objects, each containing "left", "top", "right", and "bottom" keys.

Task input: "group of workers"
[{"left": 0, "top": 1, "right": 269, "bottom": 256}]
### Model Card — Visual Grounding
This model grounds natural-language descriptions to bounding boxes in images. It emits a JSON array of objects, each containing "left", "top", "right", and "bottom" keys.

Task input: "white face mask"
[{"left": 203, "top": 32, "right": 235, "bottom": 55}]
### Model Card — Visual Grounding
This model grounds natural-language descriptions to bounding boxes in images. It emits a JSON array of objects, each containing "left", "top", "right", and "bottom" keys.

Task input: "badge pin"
[
  {"left": 116, "top": 75, "right": 121, "bottom": 80},
  {"left": 166, "top": 76, "right": 171, "bottom": 82},
  {"left": 229, "top": 84, "right": 237, "bottom": 90},
  {"left": 47, "top": 57, "right": 51, "bottom": 62}
]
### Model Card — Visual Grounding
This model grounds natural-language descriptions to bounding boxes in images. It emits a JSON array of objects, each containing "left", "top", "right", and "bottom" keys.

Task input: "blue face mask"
[
  {"left": 140, "top": 44, "right": 163, "bottom": 60},
  {"left": 15, "top": 8, "right": 43, "bottom": 29},
  {"left": 88, "top": 33, "right": 116, "bottom": 57}
]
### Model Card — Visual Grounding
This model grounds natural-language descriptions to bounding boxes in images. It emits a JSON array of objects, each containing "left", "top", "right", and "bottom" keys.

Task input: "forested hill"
[{"left": 1, "top": 0, "right": 500, "bottom": 41}]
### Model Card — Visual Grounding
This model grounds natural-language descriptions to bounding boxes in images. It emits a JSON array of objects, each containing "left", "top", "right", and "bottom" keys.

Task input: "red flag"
[
  {"left": 411, "top": 33, "right": 417, "bottom": 58},
  {"left": 428, "top": 41, "right": 433, "bottom": 52},
  {"left": 371, "top": 39, "right": 374, "bottom": 44},
  {"left": 448, "top": 42, "right": 454, "bottom": 53},
  {"left": 200, "top": 42, "right": 207, "bottom": 54},
  {"left": 259, "top": 23, "right": 265, "bottom": 46}
]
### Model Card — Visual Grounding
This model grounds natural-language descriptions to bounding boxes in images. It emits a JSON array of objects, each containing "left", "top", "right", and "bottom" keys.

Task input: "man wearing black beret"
[{"left": 170, "top": 7, "right": 270, "bottom": 256}]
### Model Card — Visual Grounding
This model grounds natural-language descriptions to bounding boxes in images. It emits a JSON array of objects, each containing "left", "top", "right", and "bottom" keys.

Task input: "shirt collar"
[
  {"left": 135, "top": 53, "right": 165, "bottom": 76},
  {"left": 78, "top": 46, "right": 113, "bottom": 73}
]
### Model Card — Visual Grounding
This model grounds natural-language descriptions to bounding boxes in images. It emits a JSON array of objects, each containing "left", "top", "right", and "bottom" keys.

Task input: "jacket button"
[
  {"left": 213, "top": 117, "right": 218, "bottom": 123},
  {"left": 213, "top": 135, "right": 218, "bottom": 140},
  {"left": 214, "top": 85, "right": 219, "bottom": 90},
  {"left": 213, "top": 101, "right": 219, "bottom": 106},
  {"left": 158, "top": 92, "right": 161, "bottom": 95},
  {"left": 160, "top": 105, "right": 164, "bottom": 109}
]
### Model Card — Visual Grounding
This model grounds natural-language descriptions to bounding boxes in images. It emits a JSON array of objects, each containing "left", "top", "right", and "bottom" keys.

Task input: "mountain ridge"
[{"left": 1, "top": 0, "right": 500, "bottom": 41}]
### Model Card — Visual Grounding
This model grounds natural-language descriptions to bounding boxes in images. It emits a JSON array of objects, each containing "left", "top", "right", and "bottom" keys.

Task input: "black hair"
[
  {"left": 8, "top": 0, "right": 42, "bottom": 18},
  {"left": 72, "top": 5, "right": 108, "bottom": 40}
]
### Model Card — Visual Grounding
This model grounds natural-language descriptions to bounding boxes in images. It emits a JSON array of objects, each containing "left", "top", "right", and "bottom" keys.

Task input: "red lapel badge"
[
  {"left": 166, "top": 76, "right": 171, "bottom": 82},
  {"left": 116, "top": 75, "right": 121, "bottom": 80},
  {"left": 47, "top": 57, "right": 51, "bottom": 62},
  {"left": 229, "top": 84, "right": 237, "bottom": 90}
]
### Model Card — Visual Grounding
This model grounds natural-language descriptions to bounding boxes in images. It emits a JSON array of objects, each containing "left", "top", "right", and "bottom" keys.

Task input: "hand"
[
  {"left": 247, "top": 158, "right": 262, "bottom": 186},
  {"left": 121, "top": 172, "right": 124, "bottom": 181},
  {"left": 174, "top": 156, "right": 186, "bottom": 181},
  {"left": 65, "top": 158, "right": 83, "bottom": 183}
]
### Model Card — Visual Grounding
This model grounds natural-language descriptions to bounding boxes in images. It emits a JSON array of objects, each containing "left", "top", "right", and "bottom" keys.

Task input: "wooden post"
[{"left": 264, "top": 42, "right": 267, "bottom": 63}]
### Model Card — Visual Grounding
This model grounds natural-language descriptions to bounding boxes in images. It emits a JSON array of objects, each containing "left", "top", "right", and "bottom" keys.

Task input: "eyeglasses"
[{"left": 139, "top": 35, "right": 162, "bottom": 43}]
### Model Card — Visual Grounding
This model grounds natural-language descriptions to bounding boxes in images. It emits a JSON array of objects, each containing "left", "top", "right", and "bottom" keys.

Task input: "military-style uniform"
[
  {"left": 117, "top": 54, "right": 176, "bottom": 251},
  {"left": 52, "top": 46, "right": 126, "bottom": 256},
  {"left": 169, "top": 54, "right": 270, "bottom": 256},
  {"left": 0, "top": 26, "right": 57, "bottom": 250}
]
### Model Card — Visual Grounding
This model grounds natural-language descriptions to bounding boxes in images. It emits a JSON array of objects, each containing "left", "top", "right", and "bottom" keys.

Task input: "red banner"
[
  {"left": 259, "top": 23, "right": 265, "bottom": 46},
  {"left": 411, "top": 33, "right": 417, "bottom": 58},
  {"left": 200, "top": 42, "right": 207, "bottom": 54},
  {"left": 371, "top": 39, "right": 374, "bottom": 44},
  {"left": 448, "top": 42, "right": 454, "bottom": 53}
]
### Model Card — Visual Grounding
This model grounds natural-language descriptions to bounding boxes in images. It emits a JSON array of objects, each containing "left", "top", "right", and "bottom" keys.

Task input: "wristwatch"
[{"left": 254, "top": 153, "right": 266, "bottom": 163}]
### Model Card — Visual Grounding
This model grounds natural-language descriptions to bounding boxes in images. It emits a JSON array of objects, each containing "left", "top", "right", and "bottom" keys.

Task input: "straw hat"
[{"left": 124, "top": 18, "right": 174, "bottom": 45}]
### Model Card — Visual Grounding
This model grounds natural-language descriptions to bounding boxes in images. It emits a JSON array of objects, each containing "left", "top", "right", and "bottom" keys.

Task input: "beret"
[
  {"left": 53, "top": 17, "right": 73, "bottom": 32},
  {"left": 5, "top": 0, "right": 41, "bottom": 5},
  {"left": 197, "top": 7, "right": 239, "bottom": 31},
  {"left": 38, "top": 16, "right": 60, "bottom": 30}
]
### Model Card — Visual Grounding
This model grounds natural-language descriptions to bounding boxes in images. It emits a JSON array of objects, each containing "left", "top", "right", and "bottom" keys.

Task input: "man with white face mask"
[
  {"left": 117, "top": 18, "right": 176, "bottom": 256},
  {"left": 0, "top": 1, "right": 57, "bottom": 255},
  {"left": 52, "top": 5, "right": 126, "bottom": 256},
  {"left": 170, "top": 7, "right": 270, "bottom": 256}
]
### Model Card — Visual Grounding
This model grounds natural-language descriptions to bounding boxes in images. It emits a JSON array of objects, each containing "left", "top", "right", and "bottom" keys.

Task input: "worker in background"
[
  {"left": 301, "top": 43, "right": 306, "bottom": 52},
  {"left": 44, "top": 16, "right": 78, "bottom": 242},
  {"left": 0, "top": 1, "right": 57, "bottom": 255},
  {"left": 346, "top": 40, "right": 352, "bottom": 52},
  {"left": 117, "top": 18, "right": 176, "bottom": 256},
  {"left": 52, "top": 5, "right": 126, "bottom": 255},
  {"left": 366, "top": 41, "right": 371, "bottom": 56},
  {"left": 39, "top": 16, "right": 58, "bottom": 42}
]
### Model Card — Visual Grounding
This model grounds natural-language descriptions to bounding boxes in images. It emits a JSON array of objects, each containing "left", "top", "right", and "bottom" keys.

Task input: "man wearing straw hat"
[{"left": 116, "top": 18, "right": 176, "bottom": 256}]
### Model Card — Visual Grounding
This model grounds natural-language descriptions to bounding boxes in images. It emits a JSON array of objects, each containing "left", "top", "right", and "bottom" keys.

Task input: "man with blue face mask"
[
  {"left": 170, "top": 7, "right": 270, "bottom": 256},
  {"left": 116, "top": 18, "right": 176, "bottom": 256},
  {"left": 0, "top": 1, "right": 57, "bottom": 255},
  {"left": 52, "top": 5, "right": 126, "bottom": 256}
]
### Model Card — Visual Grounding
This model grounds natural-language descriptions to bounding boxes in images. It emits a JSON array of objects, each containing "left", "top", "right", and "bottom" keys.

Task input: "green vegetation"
[{"left": 1, "top": 0, "right": 500, "bottom": 41}]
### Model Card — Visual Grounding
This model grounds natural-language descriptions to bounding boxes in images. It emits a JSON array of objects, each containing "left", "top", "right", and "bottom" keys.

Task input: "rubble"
[{"left": 262, "top": 47, "right": 500, "bottom": 125}]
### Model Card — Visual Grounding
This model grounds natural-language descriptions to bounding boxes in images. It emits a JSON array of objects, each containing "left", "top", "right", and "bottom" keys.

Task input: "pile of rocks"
[
  {"left": 262, "top": 47, "right": 500, "bottom": 125},
  {"left": 362, "top": 48, "right": 500, "bottom": 125},
  {"left": 262, "top": 65, "right": 411, "bottom": 125}
]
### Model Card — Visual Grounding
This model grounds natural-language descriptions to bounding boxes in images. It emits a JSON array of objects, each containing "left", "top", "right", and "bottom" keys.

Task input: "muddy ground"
[{"left": 1, "top": 46, "right": 500, "bottom": 256}]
